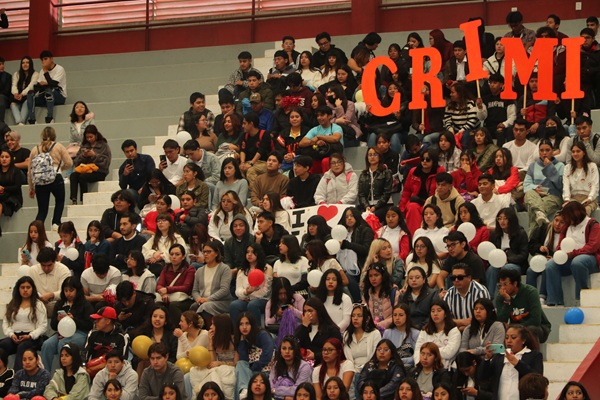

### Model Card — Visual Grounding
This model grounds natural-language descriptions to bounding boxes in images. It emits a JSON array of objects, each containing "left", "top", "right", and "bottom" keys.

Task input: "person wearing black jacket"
[
  {"left": 255, "top": 211, "right": 289, "bottom": 265},
  {"left": 485, "top": 207, "right": 529, "bottom": 296},
  {"left": 287, "top": 156, "right": 320, "bottom": 209},
  {"left": 41, "top": 277, "right": 94, "bottom": 373},
  {"left": 356, "top": 339, "right": 406, "bottom": 400},
  {"left": 0, "top": 9, "right": 8, "bottom": 29},
  {"left": 109, "top": 213, "right": 146, "bottom": 272},
  {"left": 479, "top": 325, "right": 543, "bottom": 400},
  {"left": 137, "top": 169, "right": 176, "bottom": 211},
  {"left": 337, "top": 207, "right": 375, "bottom": 301},
  {"left": 294, "top": 297, "right": 342, "bottom": 366},
  {"left": 85, "top": 306, "right": 129, "bottom": 362},
  {"left": 453, "top": 351, "right": 493, "bottom": 400},
  {"left": 100, "top": 189, "right": 138, "bottom": 241},
  {"left": 114, "top": 281, "right": 155, "bottom": 333}
]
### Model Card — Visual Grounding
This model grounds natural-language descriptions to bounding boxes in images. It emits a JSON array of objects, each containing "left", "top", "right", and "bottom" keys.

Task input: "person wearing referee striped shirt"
[{"left": 442, "top": 263, "right": 490, "bottom": 331}]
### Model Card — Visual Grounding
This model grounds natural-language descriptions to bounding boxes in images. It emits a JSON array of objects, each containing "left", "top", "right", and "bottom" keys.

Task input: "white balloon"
[
  {"left": 529, "top": 255, "right": 548, "bottom": 273},
  {"left": 169, "top": 194, "right": 181, "bottom": 210},
  {"left": 325, "top": 239, "right": 341, "bottom": 255},
  {"left": 458, "top": 222, "right": 476, "bottom": 242},
  {"left": 175, "top": 131, "right": 192, "bottom": 147},
  {"left": 65, "top": 248, "right": 79, "bottom": 261},
  {"left": 477, "top": 241, "right": 496, "bottom": 261},
  {"left": 331, "top": 225, "right": 348, "bottom": 241},
  {"left": 58, "top": 316, "right": 77, "bottom": 338},
  {"left": 488, "top": 249, "right": 507, "bottom": 268},
  {"left": 434, "top": 236, "right": 447, "bottom": 254},
  {"left": 17, "top": 265, "right": 30, "bottom": 277},
  {"left": 560, "top": 238, "right": 577, "bottom": 253},
  {"left": 553, "top": 250, "right": 569, "bottom": 265},
  {"left": 307, "top": 270, "right": 323, "bottom": 288}
]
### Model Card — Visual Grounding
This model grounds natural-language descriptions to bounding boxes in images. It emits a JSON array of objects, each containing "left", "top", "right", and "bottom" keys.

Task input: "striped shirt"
[
  {"left": 444, "top": 280, "right": 490, "bottom": 320},
  {"left": 443, "top": 100, "right": 480, "bottom": 133}
]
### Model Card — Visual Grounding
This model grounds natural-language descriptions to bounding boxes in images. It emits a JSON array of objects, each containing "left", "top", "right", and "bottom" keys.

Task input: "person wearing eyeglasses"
[
  {"left": 311, "top": 338, "right": 354, "bottom": 400},
  {"left": 436, "top": 231, "right": 486, "bottom": 291},
  {"left": 400, "top": 148, "right": 446, "bottom": 234},
  {"left": 442, "top": 263, "right": 490, "bottom": 332},
  {"left": 313, "top": 153, "right": 358, "bottom": 206},
  {"left": 355, "top": 339, "right": 406, "bottom": 400}
]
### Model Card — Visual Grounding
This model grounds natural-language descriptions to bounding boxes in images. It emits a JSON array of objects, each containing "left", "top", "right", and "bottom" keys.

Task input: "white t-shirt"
[
  {"left": 503, "top": 140, "right": 537, "bottom": 171},
  {"left": 312, "top": 359, "right": 355, "bottom": 385},
  {"left": 472, "top": 193, "right": 511, "bottom": 229},
  {"left": 273, "top": 257, "right": 309, "bottom": 286},
  {"left": 323, "top": 293, "right": 353, "bottom": 332},
  {"left": 203, "top": 265, "right": 218, "bottom": 297}
]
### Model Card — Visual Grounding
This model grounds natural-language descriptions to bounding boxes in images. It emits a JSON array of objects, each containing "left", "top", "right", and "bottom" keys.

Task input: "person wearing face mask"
[{"left": 540, "top": 116, "right": 572, "bottom": 163}]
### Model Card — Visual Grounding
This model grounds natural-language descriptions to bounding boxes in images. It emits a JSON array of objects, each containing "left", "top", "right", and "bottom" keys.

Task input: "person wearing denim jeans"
[
  {"left": 545, "top": 201, "right": 600, "bottom": 305},
  {"left": 26, "top": 50, "right": 67, "bottom": 124}
]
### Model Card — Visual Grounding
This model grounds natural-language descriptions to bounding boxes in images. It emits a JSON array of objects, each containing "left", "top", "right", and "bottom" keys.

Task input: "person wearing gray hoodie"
[
  {"left": 88, "top": 351, "right": 138, "bottom": 400},
  {"left": 223, "top": 213, "right": 255, "bottom": 296}
]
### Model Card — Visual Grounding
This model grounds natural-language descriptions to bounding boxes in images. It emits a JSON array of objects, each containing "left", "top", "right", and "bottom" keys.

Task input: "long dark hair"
[
  {"left": 302, "top": 215, "right": 332, "bottom": 243},
  {"left": 263, "top": 192, "right": 285, "bottom": 214},
  {"left": 70, "top": 101, "right": 91, "bottom": 123},
  {"left": 567, "top": 141, "right": 592, "bottom": 177},
  {"left": 211, "top": 314, "right": 234, "bottom": 351},
  {"left": 423, "top": 298, "right": 456, "bottom": 335},
  {"left": 316, "top": 269, "right": 344, "bottom": 306},
  {"left": 0, "top": 149, "right": 18, "bottom": 182},
  {"left": 542, "top": 116, "right": 567, "bottom": 149},
  {"left": 491, "top": 148, "right": 513, "bottom": 179},
  {"left": 86, "top": 220, "right": 105, "bottom": 242},
  {"left": 407, "top": 236, "right": 439, "bottom": 278},
  {"left": 454, "top": 202, "right": 486, "bottom": 229},
  {"left": 390, "top": 303, "right": 416, "bottom": 346},
  {"left": 506, "top": 324, "right": 540, "bottom": 351},
  {"left": 199, "top": 382, "right": 225, "bottom": 400},
  {"left": 24, "top": 220, "right": 49, "bottom": 252},
  {"left": 273, "top": 336, "right": 303, "bottom": 381},
  {"left": 303, "top": 297, "right": 339, "bottom": 332},
  {"left": 327, "top": 83, "right": 349, "bottom": 112},
  {"left": 294, "top": 383, "right": 317, "bottom": 400},
  {"left": 143, "top": 304, "right": 174, "bottom": 333},
  {"left": 365, "top": 339, "right": 406, "bottom": 372},
  {"left": 494, "top": 207, "right": 520, "bottom": 238},
  {"left": 447, "top": 81, "right": 475, "bottom": 110},
  {"left": 417, "top": 147, "right": 440, "bottom": 175},
  {"left": 467, "top": 298, "right": 497, "bottom": 338},
  {"left": 305, "top": 240, "right": 334, "bottom": 270},
  {"left": 212, "top": 190, "right": 246, "bottom": 226},
  {"left": 362, "top": 262, "right": 393, "bottom": 303},
  {"left": 558, "top": 381, "right": 591, "bottom": 400},
  {"left": 81, "top": 124, "right": 107, "bottom": 145},
  {"left": 222, "top": 113, "right": 243, "bottom": 139},
  {"left": 161, "top": 383, "right": 183, "bottom": 400},
  {"left": 152, "top": 213, "right": 177, "bottom": 249},
  {"left": 269, "top": 277, "right": 294, "bottom": 317},
  {"left": 438, "top": 131, "right": 457, "bottom": 158},
  {"left": 219, "top": 157, "right": 243, "bottom": 182},
  {"left": 360, "top": 381, "right": 381, "bottom": 400},
  {"left": 422, "top": 204, "right": 444, "bottom": 229},
  {"left": 60, "top": 277, "right": 85, "bottom": 304},
  {"left": 318, "top": 338, "right": 346, "bottom": 388},
  {"left": 247, "top": 372, "right": 273, "bottom": 400},
  {"left": 401, "top": 267, "right": 428, "bottom": 304},
  {"left": 241, "top": 243, "right": 267, "bottom": 275},
  {"left": 60, "top": 343, "right": 83, "bottom": 375},
  {"left": 234, "top": 312, "right": 262, "bottom": 347},
  {"left": 386, "top": 206, "right": 412, "bottom": 249},
  {"left": 323, "top": 376, "right": 349, "bottom": 400},
  {"left": 125, "top": 250, "right": 147, "bottom": 277},
  {"left": 6, "top": 276, "right": 41, "bottom": 325},
  {"left": 395, "top": 378, "right": 423, "bottom": 400},
  {"left": 338, "top": 207, "right": 371, "bottom": 232},
  {"left": 344, "top": 304, "right": 376, "bottom": 347},
  {"left": 280, "top": 235, "right": 303, "bottom": 263},
  {"left": 17, "top": 56, "right": 35, "bottom": 92},
  {"left": 561, "top": 200, "right": 588, "bottom": 227}
]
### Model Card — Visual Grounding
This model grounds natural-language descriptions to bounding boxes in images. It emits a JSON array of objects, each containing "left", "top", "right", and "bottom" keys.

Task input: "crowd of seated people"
[{"left": 1, "top": 11, "right": 600, "bottom": 400}]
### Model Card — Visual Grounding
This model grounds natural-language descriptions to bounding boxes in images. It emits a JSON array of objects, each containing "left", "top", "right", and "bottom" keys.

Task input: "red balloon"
[
  {"left": 248, "top": 269, "right": 265, "bottom": 287},
  {"left": 5, "top": 395, "right": 20, "bottom": 400},
  {"left": 31, "top": 397, "right": 45, "bottom": 400}
]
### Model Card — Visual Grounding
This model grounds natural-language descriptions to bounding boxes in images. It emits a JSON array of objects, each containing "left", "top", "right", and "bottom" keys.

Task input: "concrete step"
[
  {"left": 548, "top": 382, "right": 567, "bottom": 400},
  {"left": 559, "top": 324, "right": 600, "bottom": 343},
  {"left": 82, "top": 191, "right": 114, "bottom": 205},
  {"left": 546, "top": 342, "right": 595, "bottom": 362},
  {"left": 0, "top": 263, "right": 22, "bottom": 277},
  {"left": 544, "top": 361, "right": 579, "bottom": 382},
  {"left": 67, "top": 203, "right": 110, "bottom": 218},
  {"left": 581, "top": 288, "right": 600, "bottom": 307}
]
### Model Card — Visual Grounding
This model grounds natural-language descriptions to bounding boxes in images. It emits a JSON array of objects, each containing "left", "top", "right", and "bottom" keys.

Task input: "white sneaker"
[
  {"left": 63, "top": 178, "right": 70, "bottom": 184},
  {"left": 17, "top": 122, "right": 24, "bottom": 126},
  {"left": 540, "top": 297, "right": 546, "bottom": 306},
  {"left": 535, "top": 211, "right": 549, "bottom": 225},
  {"left": 51, "top": 224, "right": 59, "bottom": 232}
]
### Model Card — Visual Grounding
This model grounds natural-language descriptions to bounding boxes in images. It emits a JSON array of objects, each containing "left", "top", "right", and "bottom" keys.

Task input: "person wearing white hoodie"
[
  {"left": 88, "top": 350, "right": 139, "bottom": 400},
  {"left": 314, "top": 153, "right": 358, "bottom": 205}
]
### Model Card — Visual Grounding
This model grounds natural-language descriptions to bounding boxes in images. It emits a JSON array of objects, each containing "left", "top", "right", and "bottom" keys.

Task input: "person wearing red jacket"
[
  {"left": 452, "top": 202, "right": 490, "bottom": 253},
  {"left": 400, "top": 148, "right": 445, "bottom": 233},
  {"left": 451, "top": 151, "right": 481, "bottom": 201},
  {"left": 545, "top": 201, "right": 600, "bottom": 306},
  {"left": 487, "top": 147, "right": 520, "bottom": 198}
]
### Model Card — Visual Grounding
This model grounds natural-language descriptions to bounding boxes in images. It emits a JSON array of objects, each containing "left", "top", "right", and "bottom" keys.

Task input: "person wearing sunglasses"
[
  {"left": 436, "top": 231, "right": 486, "bottom": 291},
  {"left": 399, "top": 148, "right": 445, "bottom": 234},
  {"left": 442, "top": 263, "right": 490, "bottom": 332}
]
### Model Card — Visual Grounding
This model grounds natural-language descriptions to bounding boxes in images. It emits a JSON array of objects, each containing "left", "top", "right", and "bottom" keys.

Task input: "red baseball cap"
[{"left": 90, "top": 306, "right": 117, "bottom": 320}]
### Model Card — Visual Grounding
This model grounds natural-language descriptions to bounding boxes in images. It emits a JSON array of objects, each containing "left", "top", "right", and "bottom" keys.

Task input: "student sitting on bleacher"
[
  {"left": 563, "top": 141, "right": 599, "bottom": 216},
  {"left": 70, "top": 124, "right": 112, "bottom": 205},
  {"left": 237, "top": 71, "right": 275, "bottom": 114},
  {"left": 118, "top": 139, "right": 155, "bottom": 204},
  {"left": 9, "top": 56, "right": 38, "bottom": 126},
  {"left": 4, "top": 130, "right": 30, "bottom": 175},
  {"left": 26, "top": 50, "right": 67, "bottom": 125},
  {"left": 545, "top": 201, "right": 600, "bottom": 307},
  {"left": 178, "top": 92, "right": 215, "bottom": 135},
  {"left": 222, "top": 51, "right": 264, "bottom": 99},
  {"left": 0, "top": 147, "right": 25, "bottom": 237},
  {"left": 67, "top": 100, "right": 95, "bottom": 157}
]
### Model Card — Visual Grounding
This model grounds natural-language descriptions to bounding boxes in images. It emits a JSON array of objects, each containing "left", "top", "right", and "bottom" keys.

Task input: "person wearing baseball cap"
[{"left": 84, "top": 306, "right": 129, "bottom": 363}]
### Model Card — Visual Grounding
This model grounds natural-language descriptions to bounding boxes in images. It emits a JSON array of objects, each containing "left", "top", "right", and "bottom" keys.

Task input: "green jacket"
[
  {"left": 494, "top": 282, "right": 551, "bottom": 332},
  {"left": 44, "top": 367, "right": 90, "bottom": 400}
]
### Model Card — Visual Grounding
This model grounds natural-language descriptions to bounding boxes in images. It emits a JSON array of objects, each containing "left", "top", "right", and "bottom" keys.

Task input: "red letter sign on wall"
[
  {"left": 409, "top": 48, "right": 445, "bottom": 109},
  {"left": 362, "top": 56, "right": 401, "bottom": 117}
]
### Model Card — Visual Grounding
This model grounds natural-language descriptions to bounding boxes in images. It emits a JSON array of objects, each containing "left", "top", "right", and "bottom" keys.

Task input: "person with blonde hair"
[
  {"left": 27, "top": 126, "right": 72, "bottom": 228},
  {"left": 360, "top": 238, "right": 404, "bottom": 287}
]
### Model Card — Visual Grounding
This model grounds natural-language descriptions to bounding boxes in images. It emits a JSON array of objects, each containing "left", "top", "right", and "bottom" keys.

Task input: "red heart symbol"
[{"left": 318, "top": 205, "right": 339, "bottom": 221}]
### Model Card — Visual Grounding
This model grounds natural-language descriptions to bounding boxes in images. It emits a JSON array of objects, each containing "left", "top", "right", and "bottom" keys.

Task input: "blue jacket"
[
  {"left": 118, "top": 153, "right": 155, "bottom": 191},
  {"left": 523, "top": 157, "right": 564, "bottom": 197},
  {"left": 237, "top": 330, "right": 275, "bottom": 372}
]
